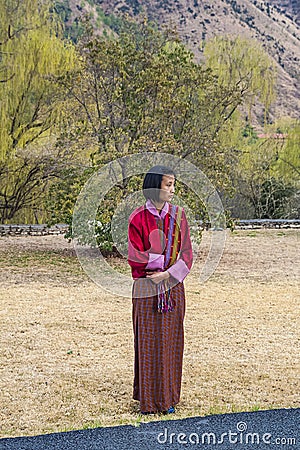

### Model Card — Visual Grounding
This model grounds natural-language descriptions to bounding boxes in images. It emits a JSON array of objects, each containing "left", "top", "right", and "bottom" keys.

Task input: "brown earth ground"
[{"left": 0, "top": 229, "right": 299, "bottom": 438}]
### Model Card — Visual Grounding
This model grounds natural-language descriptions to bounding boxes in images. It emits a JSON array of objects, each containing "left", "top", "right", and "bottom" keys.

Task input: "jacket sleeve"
[
  {"left": 128, "top": 215, "right": 164, "bottom": 278},
  {"left": 167, "top": 208, "right": 193, "bottom": 283}
]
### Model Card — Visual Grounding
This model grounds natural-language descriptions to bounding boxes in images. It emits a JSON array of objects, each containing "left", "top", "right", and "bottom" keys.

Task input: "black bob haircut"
[{"left": 142, "top": 165, "right": 176, "bottom": 202}]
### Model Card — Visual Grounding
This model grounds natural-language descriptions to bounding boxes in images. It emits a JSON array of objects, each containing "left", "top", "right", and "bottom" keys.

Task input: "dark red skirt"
[{"left": 132, "top": 278, "right": 186, "bottom": 413}]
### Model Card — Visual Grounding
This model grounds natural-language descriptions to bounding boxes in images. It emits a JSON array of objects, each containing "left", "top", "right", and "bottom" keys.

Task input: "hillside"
[
  {"left": 268, "top": 0, "right": 300, "bottom": 24},
  {"left": 63, "top": 0, "right": 300, "bottom": 123}
]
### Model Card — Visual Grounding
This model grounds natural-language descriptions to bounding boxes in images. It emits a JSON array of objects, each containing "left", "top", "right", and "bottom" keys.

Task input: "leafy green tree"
[
  {"left": 271, "top": 119, "right": 300, "bottom": 183},
  {"left": 0, "top": 0, "right": 76, "bottom": 222},
  {"left": 230, "top": 120, "right": 299, "bottom": 219},
  {"left": 259, "top": 177, "right": 295, "bottom": 219},
  {"left": 203, "top": 35, "right": 277, "bottom": 123},
  {"left": 50, "top": 19, "right": 248, "bottom": 235}
]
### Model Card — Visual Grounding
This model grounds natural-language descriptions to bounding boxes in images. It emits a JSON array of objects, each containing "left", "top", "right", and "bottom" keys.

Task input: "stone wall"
[
  {"left": 0, "top": 224, "right": 69, "bottom": 236},
  {"left": 1, "top": 220, "right": 299, "bottom": 236}
]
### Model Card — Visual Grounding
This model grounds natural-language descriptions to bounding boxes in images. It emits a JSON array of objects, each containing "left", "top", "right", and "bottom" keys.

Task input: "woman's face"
[{"left": 159, "top": 174, "right": 175, "bottom": 202}]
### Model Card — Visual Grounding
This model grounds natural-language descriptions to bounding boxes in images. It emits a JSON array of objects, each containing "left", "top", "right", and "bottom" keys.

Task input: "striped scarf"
[{"left": 156, "top": 205, "right": 182, "bottom": 313}]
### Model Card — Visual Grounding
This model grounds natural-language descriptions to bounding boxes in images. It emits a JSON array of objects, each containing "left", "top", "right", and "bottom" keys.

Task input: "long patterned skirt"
[{"left": 132, "top": 278, "right": 186, "bottom": 413}]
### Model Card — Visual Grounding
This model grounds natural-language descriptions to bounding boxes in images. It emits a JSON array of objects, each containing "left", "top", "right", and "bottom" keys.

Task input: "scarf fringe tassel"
[{"left": 157, "top": 279, "right": 174, "bottom": 313}]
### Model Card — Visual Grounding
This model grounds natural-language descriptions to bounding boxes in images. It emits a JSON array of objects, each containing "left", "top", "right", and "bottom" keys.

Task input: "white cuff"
[
  {"left": 167, "top": 259, "right": 190, "bottom": 282},
  {"left": 146, "top": 253, "right": 165, "bottom": 270}
]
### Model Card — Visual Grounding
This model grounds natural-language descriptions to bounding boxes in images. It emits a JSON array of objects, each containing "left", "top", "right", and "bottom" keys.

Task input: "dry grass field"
[{"left": 0, "top": 229, "right": 299, "bottom": 438}]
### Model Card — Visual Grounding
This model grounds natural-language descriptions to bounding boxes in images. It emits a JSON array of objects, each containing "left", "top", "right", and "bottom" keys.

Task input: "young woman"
[{"left": 127, "top": 165, "right": 193, "bottom": 414}]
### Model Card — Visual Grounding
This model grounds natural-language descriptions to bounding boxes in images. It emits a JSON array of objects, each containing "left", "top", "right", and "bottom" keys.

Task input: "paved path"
[{"left": 0, "top": 408, "right": 299, "bottom": 450}]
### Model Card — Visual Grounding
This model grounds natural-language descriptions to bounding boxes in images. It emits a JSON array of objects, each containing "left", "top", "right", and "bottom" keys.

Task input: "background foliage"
[{"left": 1, "top": 1, "right": 299, "bottom": 241}]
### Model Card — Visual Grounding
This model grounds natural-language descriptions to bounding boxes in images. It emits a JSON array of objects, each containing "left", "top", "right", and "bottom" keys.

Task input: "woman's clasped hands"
[{"left": 146, "top": 270, "right": 170, "bottom": 284}]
